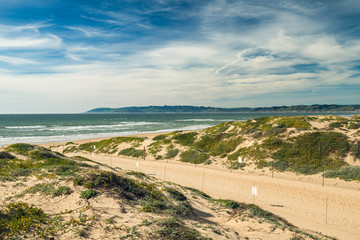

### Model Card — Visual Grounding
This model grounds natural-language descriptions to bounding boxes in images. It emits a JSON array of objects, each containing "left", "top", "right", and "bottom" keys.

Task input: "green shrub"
[
  {"left": 156, "top": 217, "right": 210, "bottom": 240},
  {"left": 30, "top": 150, "right": 61, "bottom": 160},
  {"left": 80, "top": 189, "right": 97, "bottom": 199},
  {"left": 350, "top": 142, "right": 360, "bottom": 158},
  {"left": 153, "top": 134, "right": 168, "bottom": 141},
  {"left": 77, "top": 137, "right": 145, "bottom": 153},
  {"left": 119, "top": 148, "right": 145, "bottom": 158},
  {"left": 165, "top": 148, "right": 179, "bottom": 159},
  {"left": 0, "top": 152, "right": 15, "bottom": 159},
  {"left": 228, "top": 161, "right": 246, "bottom": 169},
  {"left": 324, "top": 166, "right": 360, "bottom": 181},
  {"left": 195, "top": 134, "right": 243, "bottom": 156},
  {"left": 180, "top": 149, "right": 209, "bottom": 164},
  {"left": 329, "top": 122, "right": 342, "bottom": 128},
  {"left": 261, "top": 137, "right": 286, "bottom": 150},
  {"left": 172, "top": 132, "right": 198, "bottom": 146},
  {"left": 165, "top": 188, "right": 187, "bottom": 201},
  {"left": 348, "top": 123, "right": 360, "bottom": 129},
  {"left": 0, "top": 202, "right": 52, "bottom": 238},
  {"left": 272, "top": 132, "right": 349, "bottom": 174},
  {"left": 25, "top": 183, "right": 72, "bottom": 197},
  {"left": 6, "top": 143, "right": 35, "bottom": 155},
  {"left": 215, "top": 199, "right": 240, "bottom": 209}
]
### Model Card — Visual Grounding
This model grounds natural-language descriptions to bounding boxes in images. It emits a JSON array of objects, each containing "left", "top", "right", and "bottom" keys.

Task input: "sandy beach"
[{"left": 37, "top": 132, "right": 360, "bottom": 240}]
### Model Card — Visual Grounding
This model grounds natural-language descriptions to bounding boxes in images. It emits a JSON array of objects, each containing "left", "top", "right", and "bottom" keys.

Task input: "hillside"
[
  {"left": 0, "top": 144, "right": 334, "bottom": 240},
  {"left": 62, "top": 115, "right": 360, "bottom": 180},
  {"left": 87, "top": 104, "right": 360, "bottom": 113}
]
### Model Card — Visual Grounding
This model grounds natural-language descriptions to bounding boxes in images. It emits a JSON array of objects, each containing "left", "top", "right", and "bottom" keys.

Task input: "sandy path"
[{"left": 64, "top": 152, "right": 360, "bottom": 240}]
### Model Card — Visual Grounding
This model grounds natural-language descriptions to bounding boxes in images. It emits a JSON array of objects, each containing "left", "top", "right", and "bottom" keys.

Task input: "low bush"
[
  {"left": 156, "top": 217, "right": 210, "bottom": 240},
  {"left": 180, "top": 149, "right": 209, "bottom": 164},
  {"left": 80, "top": 189, "right": 97, "bottom": 199},
  {"left": 165, "top": 188, "right": 187, "bottom": 201},
  {"left": 153, "top": 134, "right": 168, "bottom": 141},
  {"left": 0, "top": 152, "right": 15, "bottom": 159},
  {"left": 329, "top": 122, "right": 343, "bottom": 128},
  {"left": 25, "top": 183, "right": 72, "bottom": 197},
  {"left": 6, "top": 143, "right": 35, "bottom": 155},
  {"left": 165, "top": 148, "right": 179, "bottom": 159},
  {"left": 272, "top": 132, "right": 349, "bottom": 174},
  {"left": 172, "top": 132, "right": 198, "bottom": 146},
  {"left": 119, "top": 148, "right": 145, "bottom": 158},
  {"left": 0, "top": 202, "right": 53, "bottom": 238},
  {"left": 324, "top": 166, "right": 360, "bottom": 181}
]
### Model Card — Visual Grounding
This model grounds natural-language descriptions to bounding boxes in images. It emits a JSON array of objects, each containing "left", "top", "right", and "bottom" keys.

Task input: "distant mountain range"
[{"left": 87, "top": 104, "right": 360, "bottom": 113}]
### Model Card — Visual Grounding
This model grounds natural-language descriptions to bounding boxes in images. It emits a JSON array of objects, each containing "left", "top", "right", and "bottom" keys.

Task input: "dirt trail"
[{"left": 66, "top": 152, "right": 360, "bottom": 240}]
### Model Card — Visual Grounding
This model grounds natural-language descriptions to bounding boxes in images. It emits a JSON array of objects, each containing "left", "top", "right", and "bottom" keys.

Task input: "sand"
[{"left": 37, "top": 131, "right": 360, "bottom": 240}]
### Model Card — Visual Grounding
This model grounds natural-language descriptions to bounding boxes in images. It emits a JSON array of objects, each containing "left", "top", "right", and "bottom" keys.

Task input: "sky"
[{"left": 0, "top": 0, "right": 359, "bottom": 113}]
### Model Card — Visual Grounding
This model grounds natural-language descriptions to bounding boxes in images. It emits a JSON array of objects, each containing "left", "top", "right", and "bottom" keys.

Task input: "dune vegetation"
[
  {"left": 0, "top": 143, "right": 337, "bottom": 239},
  {"left": 62, "top": 115, "right": 360, "bottom": 179}
]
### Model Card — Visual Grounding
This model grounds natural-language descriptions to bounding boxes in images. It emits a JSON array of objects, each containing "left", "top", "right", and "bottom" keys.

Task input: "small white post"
[
  {"left": 136, "top": 161, "right": 139, "bottom": 171},
  {"left": 252, "top": 186, "right": 257, "bottom": 204}
]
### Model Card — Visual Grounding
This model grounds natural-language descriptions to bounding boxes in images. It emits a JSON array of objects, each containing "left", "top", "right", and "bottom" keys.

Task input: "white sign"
[
  {"left": 252, "top": 186, "right": 257, "bottom": 196},
  {"left": 94, "top": 145, "right": 96, "bottom": 149},
  {"left": 136, "top": 161, "right": 139, "bottom": 169},
  {"left": 238, "top": 157, "right": 243, "bottom": 163}
]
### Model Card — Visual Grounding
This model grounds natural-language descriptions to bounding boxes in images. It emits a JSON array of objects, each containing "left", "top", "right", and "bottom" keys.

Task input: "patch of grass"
[
  {"left": 227, "top": 145, "right": 268, "bottom": 161},
  {"left": 29, "top": 150, "right": 62, "bottom": 160},
  {"left": 324, "top": 166, "right": 360, "bottom": 181},
  {"left": 6, "top": 143, "right": 36, "bottom": 155},
  {"left": 184, "top": 187, "right": 212, "bottom": 200},
  {"left": 180, "top": 149, "right": 209, "bottom": 164},
  {"left": 350, "top": 142, "right": 360, "bottom": 158},
  {"left": 25, "top": 183, "right": 72, "bottom": 197},
  {"left": 205, "top": 122, "right": 231, "bottom": 134},
  {"left": 68, "top": 137, "right": 145, "bottom": 154},
  {"left": 0, "top": 202, "right": 55, "bottom": 239},
  {"left": 261, "top": 137, "right": 286, "bottom": 150},
  {"left": 153, "top": 134, "right": 168, "bottom": 141},
  {"left": 228, "top": 161, "right": 246, "bottom": 169},
  {"left": 274, "top": 116, "right": 311, "bottom": 130},
  {"left": 80, "top": 189, "right": 97, "bottom": 199},
  {"left": 172, "top": 132, "right": 198, "bottom": 146},
  {"left": 0, "top": 152, "right": 15, "bottom": 159},
  {"left": 194, "top": 134, "right": 243, "bottom": 156},
  {"left": 119, "top": 147, "right": 145, "bottom": 158},
  {"left": 165, "top": 148, "right": 179, "bottom": 159},
  {"left": 156, "top": 217, "right": 211, "bottom": 240},
  {"left": 165, "top": 188, "right": 187, "bottom": 201},
  {"left": 272, "top": 132, "right": 349, "bottom": 174},
  {"left": 329, "top": 122, "right": 343, "bottom": 128}
]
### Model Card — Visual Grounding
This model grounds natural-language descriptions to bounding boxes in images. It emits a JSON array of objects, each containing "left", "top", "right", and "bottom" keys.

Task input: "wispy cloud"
[{"left": 0, "top": 55, "right": 37, "bottom": 65}]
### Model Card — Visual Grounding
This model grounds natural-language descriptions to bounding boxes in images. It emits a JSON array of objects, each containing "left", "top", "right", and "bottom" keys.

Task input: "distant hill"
[{"left": 87, "top": 104, "right": 360, "bottom": 113}]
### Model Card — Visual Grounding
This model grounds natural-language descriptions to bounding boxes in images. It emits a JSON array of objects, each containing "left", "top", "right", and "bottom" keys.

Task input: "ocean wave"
[
  {"left": 46, "top": 122, "right": 161, "bottom": 131},
  {"left": 0, "top": 124, "right": 212, "bottom": 147},
  {"left": 5, "top": 125, "right": 46, "bottom": 129},
  {"left": 176, "top": 119, "right": 215, "bottom": 122}
]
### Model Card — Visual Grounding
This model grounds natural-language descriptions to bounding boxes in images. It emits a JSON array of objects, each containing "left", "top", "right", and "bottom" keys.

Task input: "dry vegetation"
[
  {"left": 60, "top": 115, "right": 360, "bottom": 180},
  {"left": 0, "top": 143, "right": 336, "bottom": 240}
]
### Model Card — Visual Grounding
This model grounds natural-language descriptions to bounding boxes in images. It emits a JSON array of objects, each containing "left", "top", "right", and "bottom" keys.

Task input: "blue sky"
[{"left": 0, "top": 0, "right": 359, "bottom": 113}]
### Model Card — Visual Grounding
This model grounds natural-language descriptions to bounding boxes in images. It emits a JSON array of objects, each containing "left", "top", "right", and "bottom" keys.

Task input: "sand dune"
[{"left": 57, "top": 150, "right": 360, "bottom": 240}]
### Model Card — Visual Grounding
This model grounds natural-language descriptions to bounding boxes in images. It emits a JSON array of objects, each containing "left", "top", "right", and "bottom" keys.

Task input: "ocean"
[{"left": 0, "top": 112, "right": 354, "bottom": 147}]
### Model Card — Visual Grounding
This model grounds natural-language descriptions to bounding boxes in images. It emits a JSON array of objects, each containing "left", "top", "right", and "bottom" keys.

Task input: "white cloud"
[
  {"left": 0, "top": 35, "right": 62, "bottom": 49},
  {"left": 0, "top": 55, "right": 37, "bottom": 65}
]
